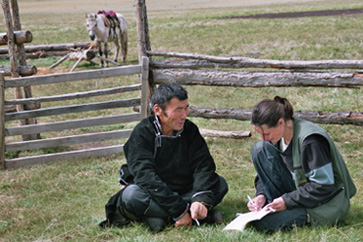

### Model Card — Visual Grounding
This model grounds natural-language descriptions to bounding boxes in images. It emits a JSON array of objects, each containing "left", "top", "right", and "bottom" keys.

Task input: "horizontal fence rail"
[
  {"left": 5, "top": 130, "right": 133, "bottom": 152},
  {"left": 5, "top": 84, "right": 141, "bottom": 105},
  {"left": 152, "top": 69, "right": 363, "bottom": 88},
  {"left": 5, "top": 98, "right": 141, "bottom": 121},
  {"left": 6, "top": 145, "right": 124, "bottom": 169},
  {"left": 5, "top": 113, "right": 140, "bottom": 136},
  {"left": 4, "top": 65, "right": 142, "bottom": 88},
  {"left": 188, "top": 107, "right": 363, "bottom": 126},
  {"left": 148, "top": 51, "right": 363, "bottom": 70}
]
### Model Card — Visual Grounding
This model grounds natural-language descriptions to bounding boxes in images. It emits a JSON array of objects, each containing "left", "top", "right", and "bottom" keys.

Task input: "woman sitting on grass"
[{"left": 247, "top": 96, "right": 356, "bottom": 232}]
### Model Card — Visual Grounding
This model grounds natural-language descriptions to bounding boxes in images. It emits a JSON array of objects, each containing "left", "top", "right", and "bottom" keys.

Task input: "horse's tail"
[
  {"left": 116, "top": 13, "right": 128, "bottom": 62},
  {"left": 116, "top": 13, "right": 128, "bottom": 35}
]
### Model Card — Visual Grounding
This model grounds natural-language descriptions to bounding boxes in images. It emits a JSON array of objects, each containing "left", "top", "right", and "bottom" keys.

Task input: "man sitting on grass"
[{"left": 101, "top": 82, "right": 228, "bottom": 232}]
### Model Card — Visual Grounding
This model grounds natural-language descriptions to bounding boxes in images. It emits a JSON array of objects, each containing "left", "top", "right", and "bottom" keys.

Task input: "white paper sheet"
[{"left": 223, "top": 207, "right": 271, "bottom": 232}]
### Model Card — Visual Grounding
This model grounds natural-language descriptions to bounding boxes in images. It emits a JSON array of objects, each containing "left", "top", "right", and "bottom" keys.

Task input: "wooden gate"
[{"left": 0, "top": 57, "right": 149, "bottom": 169}]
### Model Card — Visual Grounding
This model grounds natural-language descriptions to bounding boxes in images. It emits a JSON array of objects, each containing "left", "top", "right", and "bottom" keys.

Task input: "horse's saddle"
[{"left": 97, "top": 10, "right": 119, "bottom": 28}]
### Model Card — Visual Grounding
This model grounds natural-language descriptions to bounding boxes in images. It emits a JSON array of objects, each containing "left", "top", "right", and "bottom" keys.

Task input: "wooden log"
[
  {"left": 5, "top": 98, "right": 141, "bottom": 121},
  {"left": 48, "top": 53, "right": 69, "bottom": 69},
  {"left": 293, "top": 110, "right": 363, "bottom": 126},
  {"left": 5, "top": 113, "right": 140, "bottom": 136},
  {"left": 151, "top": 59, "right": 233, "bottom": 69},
  {"left": 188, "top": 106, "right": 363, "bottom": 126},
  {"left": 147, "top": 51, "right": 363, "bottom": 70},
  {"left": 68, "top": 49, "right": 96, "bottom": 61},
  {"left": 95, "top": 55, "right": 121, "bottom": 66},
  {"left": 0, "top": 33, "right": 8, "bottom": 45},
  {"left": 0, "top": 50, "right": 71, "bottom": 59},
  {"left": 0, "top": 30, "right": 32, "bottom": 45},
  {"left": 69, "top": 49, "right": 97, "bottom": 72},
  {"left": 0, "top": 42, "right": 92, "bottom": 54},
  {"left": 199, "top": 128, "right": 251, "bottom": 139},
  {"left": 152, "top": 69, "right": 363, "bottom": 88},
  {"left": 70, "top": 56, "right": 83, "bottom": 72},
  {"left": 13, "top": 30, "right": 32, "bottom": 44},
  {"left": 0, "top": 65, "right": 37, "bottom": 76}
]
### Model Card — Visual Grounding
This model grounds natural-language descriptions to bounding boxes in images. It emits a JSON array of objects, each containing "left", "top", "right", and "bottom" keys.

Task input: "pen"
[
  {"left": 247, "top": 194, "right": 258, "bottom": 211},
  {"left": 268, "top": 207, "right": 276, "bottom": 213}
]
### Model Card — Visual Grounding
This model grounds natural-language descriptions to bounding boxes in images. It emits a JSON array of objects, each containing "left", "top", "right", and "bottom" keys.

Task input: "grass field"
[{"left": 0, "top": 0, "right": 362, "bottom": 241}]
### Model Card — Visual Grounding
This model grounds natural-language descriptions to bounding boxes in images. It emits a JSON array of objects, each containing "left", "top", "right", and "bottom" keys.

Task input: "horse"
[{"left": 85, "top": 11, "right": 128, "bottom": 67}]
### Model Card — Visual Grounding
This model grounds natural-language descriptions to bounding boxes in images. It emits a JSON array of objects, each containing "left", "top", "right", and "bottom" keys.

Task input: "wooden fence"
[
  {"left": 0, "top": 57, "right": 149, "bottom": 169},
  {"left": 133, "top": 0, "right": 362, "bottom": 127},
  {"left": 147, "top": 51, "right": 363, "bottom": 126}
]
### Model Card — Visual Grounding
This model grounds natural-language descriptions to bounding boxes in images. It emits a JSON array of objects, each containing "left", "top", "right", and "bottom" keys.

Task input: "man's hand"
[
  {"left": 190, "top": 201, "right": 208, "bottom": 220},
  {"left": 247, "top": 194, "right": 266, "bottom": 212},
  {"left": 265, "top": 197, "right": 286, "bottom": 212},
  {"left": 174, "top": 212, "right": 192, "bottom": 228}
]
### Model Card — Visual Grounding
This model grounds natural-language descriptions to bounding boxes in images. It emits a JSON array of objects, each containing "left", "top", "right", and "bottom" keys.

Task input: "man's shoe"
[
  {"left": 99, "top": 206, "right": 130, "bottom": 229},
  {"left": 205, "top": 209, "right": 223, "bottom": 225},
  {"left": 144, "top": 217, "right": 167, "bottom": 232}
]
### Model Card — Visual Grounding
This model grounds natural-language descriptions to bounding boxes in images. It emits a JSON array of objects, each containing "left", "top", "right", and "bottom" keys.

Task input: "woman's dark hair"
[
  {"left": 151, "top": 82, "right": 188, "bottom": 111},
  {"left": 251, "top": 96, "right": 294, "bottom": 128}
]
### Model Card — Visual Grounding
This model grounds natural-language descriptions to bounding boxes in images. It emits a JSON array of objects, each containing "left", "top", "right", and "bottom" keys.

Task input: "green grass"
[{"left": 1, "top": 0, "right": 362, "bottom": 241}]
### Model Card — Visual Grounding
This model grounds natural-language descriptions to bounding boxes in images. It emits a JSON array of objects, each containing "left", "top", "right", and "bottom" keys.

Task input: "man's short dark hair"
[{"left": 151, "top": 82, "right": 188, "bottom": 111}]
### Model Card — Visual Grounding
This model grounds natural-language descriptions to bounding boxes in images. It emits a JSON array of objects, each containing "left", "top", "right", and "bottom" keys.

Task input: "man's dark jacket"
[{"left": 124, "top": 115, "right": 221, "bottom": 220}]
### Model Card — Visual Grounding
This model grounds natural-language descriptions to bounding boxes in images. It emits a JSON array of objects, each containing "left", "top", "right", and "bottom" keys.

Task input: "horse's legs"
[
  {"left": 98, "top": 41, "right": 104, "bottom": 67},
  {"left": 104, "top": 42, "right": 109, "bottom": 67},
  {"left": 120, "top": 32, "right": 128, "bottom": 63},
  {"left": 114, "top": 39, "right": 120, "bottom": 63}
]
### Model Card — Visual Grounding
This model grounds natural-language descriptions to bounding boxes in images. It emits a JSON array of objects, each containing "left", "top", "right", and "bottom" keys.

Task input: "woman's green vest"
[{"left": 291, "top": 118, "right": 356, "bottom": 226}]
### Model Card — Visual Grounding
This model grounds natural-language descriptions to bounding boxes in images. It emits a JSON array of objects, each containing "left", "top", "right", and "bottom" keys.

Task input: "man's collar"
[{"left": 153, "top": 114, "right": 184, "bottom": 137}]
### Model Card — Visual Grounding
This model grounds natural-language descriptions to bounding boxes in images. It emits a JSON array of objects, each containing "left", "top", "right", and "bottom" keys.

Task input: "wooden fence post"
[
  {"left": 2, "top": 0, "right": 25, "bottom": 124},
  {"left": 140, "top": 56, "right": 149, "bottom": 118},
  {"left": 0, "top": 73, "right": 5, "bottom": 169},
  {"left": 10, "top": 0, "right": 39, "bottom": 139},
  {"left": 135, "top": 0, "right": 151, "bottom": 63},
  {"left": 2, "top": 0, "right": 39, "bottom": 140},
  {"left": 135, "top": 0, "right": 155, "bottom": 98}
]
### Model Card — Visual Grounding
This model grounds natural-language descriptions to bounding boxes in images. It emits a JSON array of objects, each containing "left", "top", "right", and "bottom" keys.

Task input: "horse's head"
[{"left": 85, "top": 13, "right": 98, "bottom": 41}]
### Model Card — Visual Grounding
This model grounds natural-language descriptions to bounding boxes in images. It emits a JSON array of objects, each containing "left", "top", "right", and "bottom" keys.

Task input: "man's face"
[{"left": 154, "top": 97, "right": 189, "bottom": 136}]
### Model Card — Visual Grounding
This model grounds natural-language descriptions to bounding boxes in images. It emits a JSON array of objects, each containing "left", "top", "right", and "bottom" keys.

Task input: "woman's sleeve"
[{"left": 282, "top": 134, "right": 336, "bottom": 208}]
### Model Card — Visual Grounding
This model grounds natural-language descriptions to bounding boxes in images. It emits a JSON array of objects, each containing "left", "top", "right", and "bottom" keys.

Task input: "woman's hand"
[
  {"left": 265, "top": 197, "right": 286, "bottom": 212},
  {"left": 247, "top": 194, "right": 266, "bottom": 211}
]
